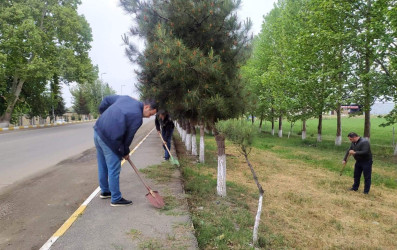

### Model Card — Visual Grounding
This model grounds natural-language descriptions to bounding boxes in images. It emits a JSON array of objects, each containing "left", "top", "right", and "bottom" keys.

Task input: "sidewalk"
[{"left": 49, "top": 129, "right": 197, "bottom": 249}]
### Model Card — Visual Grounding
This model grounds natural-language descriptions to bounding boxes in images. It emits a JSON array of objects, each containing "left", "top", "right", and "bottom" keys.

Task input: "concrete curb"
[{"left": 0, "top": 120, "right": 96, "bottom": 132}]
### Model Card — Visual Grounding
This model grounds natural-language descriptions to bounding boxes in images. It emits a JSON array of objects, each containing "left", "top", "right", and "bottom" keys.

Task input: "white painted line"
[
  {"left": 40, "top": 127, "right": 155, "bottom": 250},
  {"left": 40, "top": 236, "right": 59, "bottom": 250},
  {"left": 82, "top": 186, "right": 101, "bottom": 206}
]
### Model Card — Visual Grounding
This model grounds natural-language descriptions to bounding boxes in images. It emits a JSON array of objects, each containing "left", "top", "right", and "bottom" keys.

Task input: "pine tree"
[{"left": 122, "top": 0, "right": 252, "bottom": 196}]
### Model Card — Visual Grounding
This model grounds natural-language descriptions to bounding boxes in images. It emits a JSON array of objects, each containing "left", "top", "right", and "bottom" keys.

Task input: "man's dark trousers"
[
  {"left": 352, "top": 160, "right": 373, "bottom": 193},
  {"left": 162, "top": 128, "right": 174, "bottom": 160}
]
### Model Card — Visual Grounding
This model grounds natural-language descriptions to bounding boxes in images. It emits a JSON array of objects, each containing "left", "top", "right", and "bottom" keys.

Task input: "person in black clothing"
[
  {"left": 155, "top": 110, "right": 175, "bottom": 160},
  {"left": 342, "top": 132, "right": 373, "bottom": 194}
]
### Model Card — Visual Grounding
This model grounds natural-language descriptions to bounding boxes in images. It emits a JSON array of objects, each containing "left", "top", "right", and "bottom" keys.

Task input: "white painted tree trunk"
[
  {"left": 394, "top": 144, "right": 397, "bottom": 156},
  {"left": 200, "top": 135, "right": 205, "bottom": 163},
  {"left": 186, "top": 133, "right": 192, "bottom": 152},
  {"left": 182, "top": 129, "right": 186, "bottom": 142},
  {"left": 302, "top": 131, "right": 306, "bottom": 140},
  {"left": 217, "top": 154, "right": 227, "bottom": 197},
  {"left": 253, "top": 193, "right": 263, "bottom": 246},
  {"left": 317, "top": 134, "right": 322, "bottom": 142},
  {"left": 199, "top": 124, "right": 205, "bottom": 163},
  {"left": 278, "top": 129, "right": 282, "bottom": 138},
  {"left": 271, "top": 129, "right": 275, "bottom": 136},
  {"left": 335, "top": 135, "right": 342, "bottom": 146},
  {"left": 191, "top": 134, "right": 197, "bottom": 156}
]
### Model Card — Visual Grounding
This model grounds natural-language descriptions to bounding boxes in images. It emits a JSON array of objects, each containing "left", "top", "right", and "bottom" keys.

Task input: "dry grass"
[{"left": 223, "top": 143, "right": 397, "bottom": 249}]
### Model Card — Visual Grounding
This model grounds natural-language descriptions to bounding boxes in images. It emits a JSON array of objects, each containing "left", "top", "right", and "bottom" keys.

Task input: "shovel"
[
  {"left": 158, "top": 132, "right": 180, "bottom": 166},
  {"left": 126, "top": 157, "right": 165, "bottom": 209},
  {"left": 340, "top": 154, "right": 351, "bottom": 176}
]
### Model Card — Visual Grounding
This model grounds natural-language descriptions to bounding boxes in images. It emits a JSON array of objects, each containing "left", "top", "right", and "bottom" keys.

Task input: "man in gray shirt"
[{"left": 342, "top": 132, "right": 373, "bottom": 194}]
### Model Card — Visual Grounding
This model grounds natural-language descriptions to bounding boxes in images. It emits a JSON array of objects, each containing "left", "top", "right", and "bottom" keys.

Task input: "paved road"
[
  {"left": 0, "top": 117, "right": 156, "bottom": 250},
  {"left": 0, "top": 118, "right": 153, "bottom": 191}
]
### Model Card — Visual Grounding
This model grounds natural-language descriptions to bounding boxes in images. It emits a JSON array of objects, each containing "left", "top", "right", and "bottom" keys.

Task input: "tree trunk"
[
  {"left": 335, "top": 104, "right": 342, "bottom": 146},
  {"left": 302, "top": 120, "right": 307, "bottom": 140},
  {"left": 243, "top": 152, "right": 264, "bottom": 246},
  {"left": 191, "top": 123, "right": 197, "bottom": 156},
  {"left": 0, "top": 78, "right": 25, "bottom": 128},
  {"left": 251, "top": 114, "right": 254, "bottom": 124},
  {"left": 278, "top": 115, "right": 282, "bottom": 138},
  {"left": 215, "top": 133, "right": 226, "bottom": 197},
  {"left": 364, "top": 107, "right": 371, "bottom": 140},
  {"left": 271, "top": 108, "right": 275, "bottom": 135},
  {"left": 186, "top": 121, "right": 192, "bottom": 153},
  {"left": 317, "top": 114, "right": 323, "bottom": 142},
  {"left": 182, "top": 121, "right": 186, "bottom": 143},
  {"left": 199, "top": 123, "right": 205, "bottom": 163},
  {"left": 363, "top": 0, "right": 371, "bottom": 140},
  {"left": 288, "top": 122, "right": 293, "bottom": 139},
  {"left": 394, "top": 144, "right": 397, "bottom": 156}
]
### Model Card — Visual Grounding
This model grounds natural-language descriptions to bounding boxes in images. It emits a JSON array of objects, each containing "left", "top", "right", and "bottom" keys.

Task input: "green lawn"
[
  {"left": 174, "top": 120, "right": 397, "bottom": 249},
  {"left": 257, "top": 116, "right": 396, "bottom": 148}
]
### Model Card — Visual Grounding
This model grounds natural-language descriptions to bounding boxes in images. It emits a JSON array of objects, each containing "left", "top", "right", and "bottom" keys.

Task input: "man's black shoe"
[
  {"left": 100, "top": 192, "right": 111, "bottom": 199},
  {"left": 363, "top": 191, "right": 369, "bottom": 194},
  {"left": 111, "top": 198, "right": 133, "bottom": 207},
  {"left": 349, "top": 188, "right": 358, "bottom": 191}
]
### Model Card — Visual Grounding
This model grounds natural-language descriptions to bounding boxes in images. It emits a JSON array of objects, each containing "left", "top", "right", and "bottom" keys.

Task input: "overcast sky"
[{"left": 62, "top": 0, "right": 277, "bottom": 107}]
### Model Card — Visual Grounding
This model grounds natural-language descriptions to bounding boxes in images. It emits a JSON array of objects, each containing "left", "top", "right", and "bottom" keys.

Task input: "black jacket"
[
  {"left": 155, "top": 114, "right": 175, "bottom": 138},
  {"left": 344, "top": 137, "right": 372, "bottom": 162}
]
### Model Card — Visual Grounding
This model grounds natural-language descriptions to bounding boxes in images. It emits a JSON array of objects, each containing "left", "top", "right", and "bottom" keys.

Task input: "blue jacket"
[{"left": 94, "top": 95, "right": 143, "bottom": 158}]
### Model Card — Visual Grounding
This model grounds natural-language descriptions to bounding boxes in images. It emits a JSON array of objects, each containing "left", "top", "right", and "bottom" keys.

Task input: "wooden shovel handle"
[
  {"left": 126, "top": 158, "right": 152, "bottom": 192},
  {"left": 158, "top": 133, "right": 173, "bottom": 157}
]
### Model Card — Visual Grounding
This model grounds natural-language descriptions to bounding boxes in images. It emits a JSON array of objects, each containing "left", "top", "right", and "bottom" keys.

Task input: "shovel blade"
[{"left": 145, "top": 190, "right": 165, "bottom": 209}]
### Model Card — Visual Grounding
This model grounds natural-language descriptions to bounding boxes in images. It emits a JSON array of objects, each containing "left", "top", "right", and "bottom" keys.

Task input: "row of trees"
[
  {"left": 242, "top": 0, "right": 397, "bottom": 144},
  {"left": 0, "top": 0, "right": 97, "bottom": 126},
  {"left": 71, "top": 77, "right": 116, "bottom": 118},
  {"left": 121, "top": 0, "right": 252, "bottom": 197}
]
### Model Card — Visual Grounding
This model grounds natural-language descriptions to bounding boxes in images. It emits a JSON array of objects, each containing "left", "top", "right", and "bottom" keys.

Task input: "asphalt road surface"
[
  {"left": 0, "top": 118, "right": 153, "bottom": 191},
  {"left": 0, "top": 117, "right": 155, "bottom": 249}
]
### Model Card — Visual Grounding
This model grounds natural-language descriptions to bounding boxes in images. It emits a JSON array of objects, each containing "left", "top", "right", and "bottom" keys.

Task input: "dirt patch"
[
  {"left": 176, "top": 132, "right": 397, "bottom": 249},
  {"left": 227, "top": 145, "right": 397, "bottom": 249}
]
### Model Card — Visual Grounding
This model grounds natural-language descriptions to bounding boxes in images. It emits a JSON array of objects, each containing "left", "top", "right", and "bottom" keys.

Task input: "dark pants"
[
  {"left": 162, "top": 128, "right": 173, "bottom": 159},
  {"left": 352, "top": 160, "right": 373, "bottom": 193}
]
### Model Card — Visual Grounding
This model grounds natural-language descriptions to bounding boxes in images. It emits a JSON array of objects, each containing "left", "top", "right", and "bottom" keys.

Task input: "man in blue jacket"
[{"left": 94, "top": 95, "right": 157, "bottom": 206}]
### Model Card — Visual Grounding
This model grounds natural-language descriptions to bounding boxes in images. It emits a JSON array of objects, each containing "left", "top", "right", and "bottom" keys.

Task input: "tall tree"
[
  {"left": 0, "top": 0, "right": 95, "bottom": 127},
  {"left": 349, "top": 0, "right": 393, "bottom": 139},
  {"left": 122, "top": 0, "right": 252, "bottom": 197}
]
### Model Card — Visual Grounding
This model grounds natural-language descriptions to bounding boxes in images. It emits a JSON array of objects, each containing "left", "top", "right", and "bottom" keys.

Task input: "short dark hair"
[
  {"left": 143, "top": 99, "right": 158, "bottom": 110},
  {"left": 347, "top": 132, "right": 359, "bottom": 138}
]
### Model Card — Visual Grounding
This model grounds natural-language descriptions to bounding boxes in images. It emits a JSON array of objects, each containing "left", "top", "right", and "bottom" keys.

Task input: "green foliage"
[
  {"left": 216, "top": 119, "right": 257, "bottom": 150},
  {"left": 122, "top": 0, "right": 252, "bottom": 124},
  {"left": 242, "top": 0, "right": 397, "bottom": 138},
  {"left": 0, "top": 0, "right": 95, "bottom": 124},
  {"left": 70, "top": 79, "right": 116, "bottom": 116},
  {"left": 71, "top": 88, "right": 89, "bottom": 115}
]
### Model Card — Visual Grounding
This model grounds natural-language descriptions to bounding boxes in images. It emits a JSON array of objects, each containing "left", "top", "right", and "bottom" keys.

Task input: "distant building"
[{"left": 331, "top": 102, "right": 394, "bottom": 116}]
